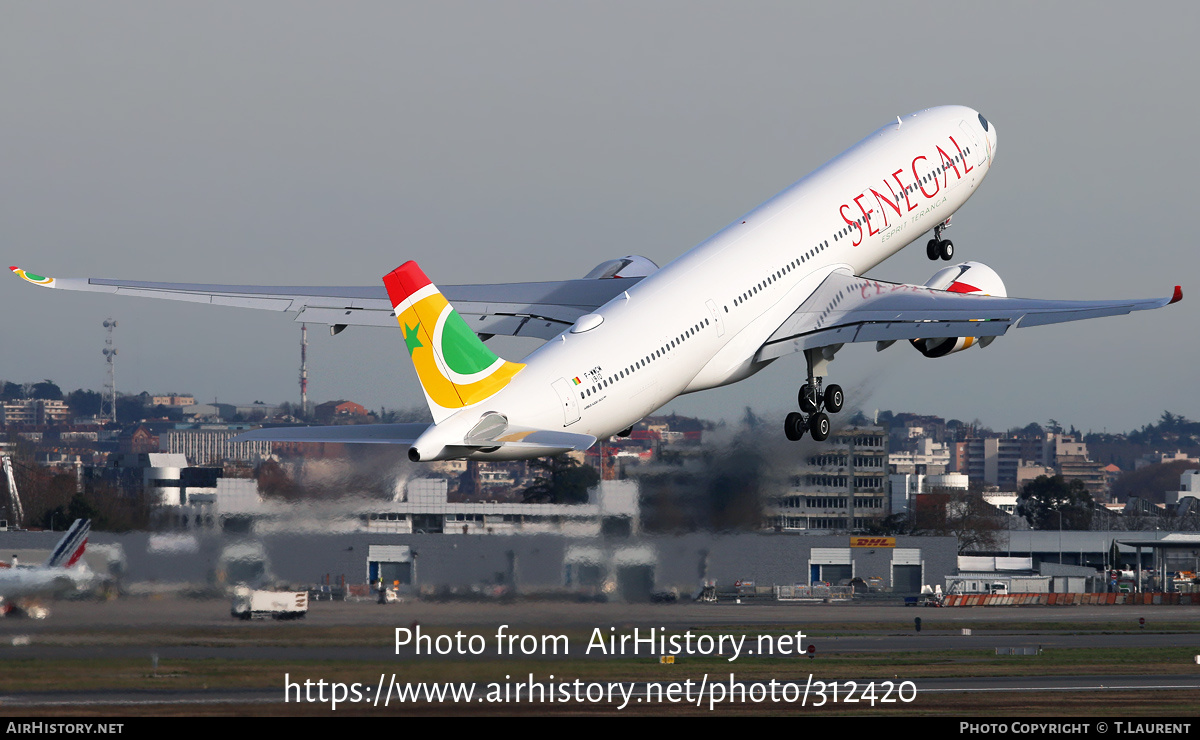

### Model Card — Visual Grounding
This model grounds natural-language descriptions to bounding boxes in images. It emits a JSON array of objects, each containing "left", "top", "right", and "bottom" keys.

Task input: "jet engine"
[
  {"left": 911, "top": 261, "right": 1007, "bottom": 358},
  {"left": 581, "top": 255, "right": 659, "bottom": 280}
]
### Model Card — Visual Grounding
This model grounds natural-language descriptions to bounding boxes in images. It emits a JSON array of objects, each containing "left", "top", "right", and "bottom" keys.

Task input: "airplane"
[
  {"left": 0, "top": 518, "right": 93, "bottom": 617},
  {"left": 11, "top": 105, "right": 1181, "bottom": 460}
]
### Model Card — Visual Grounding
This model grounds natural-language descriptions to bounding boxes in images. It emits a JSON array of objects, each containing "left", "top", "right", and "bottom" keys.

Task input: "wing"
[
  {"left": 757, "top": 270, "right": 1182, "bottom": 361},
  {"left": 9, "top": 266, "right": 641, "bottom": 341}
]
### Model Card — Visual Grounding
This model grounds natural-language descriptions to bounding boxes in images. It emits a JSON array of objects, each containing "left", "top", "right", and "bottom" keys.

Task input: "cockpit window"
[{"left": 978, "top": 113, "right": 989, "bottom": 132}]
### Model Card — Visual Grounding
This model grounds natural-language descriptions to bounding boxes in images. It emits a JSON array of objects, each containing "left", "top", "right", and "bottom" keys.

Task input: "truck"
[{"left": 231, "top": 586, "right": 308, "bottom": 620}]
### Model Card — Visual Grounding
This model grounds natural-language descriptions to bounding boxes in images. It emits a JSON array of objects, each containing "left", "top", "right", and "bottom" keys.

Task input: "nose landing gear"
[{"left": 926, "top": 217, "right": 954, "bottom": 261}]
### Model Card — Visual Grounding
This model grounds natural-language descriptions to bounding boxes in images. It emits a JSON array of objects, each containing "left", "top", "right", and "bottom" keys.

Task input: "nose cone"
[{"left": 976, "top": 111, "right": 996, "bottom": 164}]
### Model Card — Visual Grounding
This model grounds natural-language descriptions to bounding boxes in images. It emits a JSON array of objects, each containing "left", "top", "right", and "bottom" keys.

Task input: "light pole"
[{"left": 1057, "top": 509, "right": 1063, "bottom": 565}]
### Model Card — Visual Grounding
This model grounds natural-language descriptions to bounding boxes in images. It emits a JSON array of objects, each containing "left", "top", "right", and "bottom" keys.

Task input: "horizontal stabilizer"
[
  {"left": 233, "top": 423, "right": 431, "bottom": 446},
  {"left": 232, "top": 423, "right": 595, "bottom": 454},
  {"left": 477, "top": 428, "right": 597, "bottom": 451}
]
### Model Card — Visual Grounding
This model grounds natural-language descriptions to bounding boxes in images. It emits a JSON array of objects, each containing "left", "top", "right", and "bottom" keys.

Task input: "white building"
[
  {"left": 162, "top": 426, "right": 273, "bottom": 464},
  {"left": 1166, "top": 470, "right": 1200, "bottom": 507},
  {"left": 888, "top": 438, "right": 951, "bottom": 474},
  {"left": 889, "top": 473, "right": 922, "bottom": 514},
  {"left": 982, "top": 493, "right": 1019, "bottom": 515},
  {"left": 1135, "top": 451, "right": 1199, "bottom": 471},
  {"left": 366, "top": 478, "right": 639, "bottom": 536},
  {"left": 769, "top": 427, "right": 889, "bottom": 531}
]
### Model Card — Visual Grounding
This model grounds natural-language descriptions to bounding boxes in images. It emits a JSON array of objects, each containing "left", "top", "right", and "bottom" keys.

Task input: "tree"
[
  {"left": 521, "top": 454, "right": 599, "bottom": 504},
  {"left": 66, "top": 389, "right": 103, "bottom": 418},
  {"left": 378, "top": 406, "right": 433, "bottom": 424},
  {"left": 29, "top": 380, "right": 63, "bottom": 400},
  {"left": 1159, "top": 411, "right": 1188, "bottom": 431},
  {"left": 41, "top": 493, "right": 97, "bottom": 529},
  {"left": 257, "top": 459, "right": 301, "bottom": 501},
  {"left": 910, "top": 490, "right": 1006, "bottom": 553},
  {"left": 1017, "top": 475, "right": 1093, "bottom": 530},
  {"left": 1109, "top": 461, "right": 1196, "bottom": 505},
  {"left": 944, "top": 491, "right": 1007, "bottom": 552},
  {"left": 3, "top": 442, "right": 71, "bottom": 529},
  {"left": 864, "top": 513, "right": 912, "bottom": 536},
  {"left": 40, "top": 485, "right": 150, "bottom": 532},
  {"left": 115, "top": 394, "right": 149, "bottom": 424}
]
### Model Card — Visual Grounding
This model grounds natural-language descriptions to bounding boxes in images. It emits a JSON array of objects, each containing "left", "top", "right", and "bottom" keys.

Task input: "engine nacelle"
[
  {"left": 581, "top": 255, "right": 659, "bottom": 280},
  {"left": 911, "top": 262, "right": 1006, "bottom": 358}
]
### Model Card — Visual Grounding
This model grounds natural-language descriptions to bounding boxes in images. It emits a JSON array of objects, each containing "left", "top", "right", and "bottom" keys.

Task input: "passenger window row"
[
  {"left": 726, "top": 243, "right": 829, "bottom": 313},
  {"left": 579, "top": 317, "right": 712, "bottom": 399},
  {"left": 834, "top": 147, "right": 972, "bottom": 240}
]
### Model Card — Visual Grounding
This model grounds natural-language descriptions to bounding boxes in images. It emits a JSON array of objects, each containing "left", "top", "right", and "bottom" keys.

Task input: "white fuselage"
[
  {"left": 0, "top": 564, "right": 93, "bottom": 601},
  {"left": 427, "top": 106, "right": 996, "bottom": 459}
]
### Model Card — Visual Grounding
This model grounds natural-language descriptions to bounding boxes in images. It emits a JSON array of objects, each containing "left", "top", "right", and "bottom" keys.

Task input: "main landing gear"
[
  {"left": 783, "top": 348, "right": 844, "bottom": 443},
  {"left": 926, "top": 217, "right": 954, "bottom": 261}
]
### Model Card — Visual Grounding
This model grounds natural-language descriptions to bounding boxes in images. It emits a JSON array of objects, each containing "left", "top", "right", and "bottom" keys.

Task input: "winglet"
[
  {"left": 1170, "top": 285, "right": 1183, "bottom": 305},
  {"left": 10, "top": 267, "right": 56, "bottom": 288}
]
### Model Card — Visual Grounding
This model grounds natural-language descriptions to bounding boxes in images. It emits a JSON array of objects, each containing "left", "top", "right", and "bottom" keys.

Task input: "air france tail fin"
[
  {"left": 383, "top": 262, "right": 524, "bottom": 423},
  {"left": 45, "top": 519, "right": 90, "bottom": 568}
]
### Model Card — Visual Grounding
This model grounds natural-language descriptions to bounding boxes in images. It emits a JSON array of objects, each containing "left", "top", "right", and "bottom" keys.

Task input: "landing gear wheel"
[
  {"left": 939, "top": 239, "right": 954, "bottom": 261},
  {"left": 798, "top": 385, "right": 818, "bottom": 413},
  {"left": 784, "top": 412, "right": 806, "bottom": 441},
  {"left": 823, "top": 384, "right": 844, "bottom": 413},
  {"left": 809, "top": 412, "right": 830, "bottom": 441},
  {"left": 926, "top": 239, "right": 939, "bottom": 260}
]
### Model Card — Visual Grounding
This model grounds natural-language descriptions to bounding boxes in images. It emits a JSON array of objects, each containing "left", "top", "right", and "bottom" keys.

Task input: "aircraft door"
[
  {"left": 705, "top": 300, "right": 725, "bottom": 337},
  {"left": 552, "top": 378, "right": 581, "bottom": 426}
]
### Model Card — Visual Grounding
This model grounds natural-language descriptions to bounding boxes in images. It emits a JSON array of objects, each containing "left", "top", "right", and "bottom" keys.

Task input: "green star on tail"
[{"left": 403, "top": 322, "right": 424, "bottom": 355}]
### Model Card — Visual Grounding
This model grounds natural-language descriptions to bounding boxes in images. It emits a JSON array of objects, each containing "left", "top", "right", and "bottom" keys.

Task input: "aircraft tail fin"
[
  {"left": 383, "top": 262, "right": 525, "bottom": 423},
  {"left": 45, "top": 519, "right": 90, "bottom": 568}
]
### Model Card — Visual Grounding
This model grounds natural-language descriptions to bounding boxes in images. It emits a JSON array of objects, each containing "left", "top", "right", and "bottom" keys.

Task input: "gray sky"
[{"left": 3, "top": 2, "right": 1196, "bottom": 434}]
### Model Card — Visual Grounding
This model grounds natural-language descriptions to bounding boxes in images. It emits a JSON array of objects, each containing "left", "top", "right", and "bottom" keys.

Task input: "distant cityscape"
[{"left": 2, "top": 379, "right": 1199, "bottom": 541}]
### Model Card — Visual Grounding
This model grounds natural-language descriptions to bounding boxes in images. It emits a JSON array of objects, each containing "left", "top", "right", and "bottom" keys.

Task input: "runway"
[
  {"left": 6, "top": 629, "right": 1200, "bottom": 662},
  {"left": 2, "top": 596, "right": 1198, "bottom": 714},
  {"left": 9, "top": 596, "right": 1200, "bottom": 631}
]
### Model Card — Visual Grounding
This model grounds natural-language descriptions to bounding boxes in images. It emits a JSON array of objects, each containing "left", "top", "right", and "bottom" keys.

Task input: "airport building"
[{"left": 0, "top": 526, "right": 958, "bottom": 600}]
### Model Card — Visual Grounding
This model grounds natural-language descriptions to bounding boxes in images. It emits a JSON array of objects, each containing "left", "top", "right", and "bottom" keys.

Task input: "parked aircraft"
[
  {"left": 11, "top": 106, "right": 1180, "bottom": 459},
  {"left": 0, "top": 519, "right": 93, "bottom": 617}
]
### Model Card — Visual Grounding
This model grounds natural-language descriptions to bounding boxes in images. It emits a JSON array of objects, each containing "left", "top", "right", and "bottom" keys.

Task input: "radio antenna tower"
[
  {"left": 299, "top": 323, "right": 308, "bottom": 419},
  {"left": 101, "top": 319, "right": 117, "bottom": 424}
]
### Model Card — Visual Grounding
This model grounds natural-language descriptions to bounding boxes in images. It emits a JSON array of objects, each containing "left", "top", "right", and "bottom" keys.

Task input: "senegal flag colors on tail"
[{"left": 383, "top": 262, "right": 525, "bottom": 423}]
